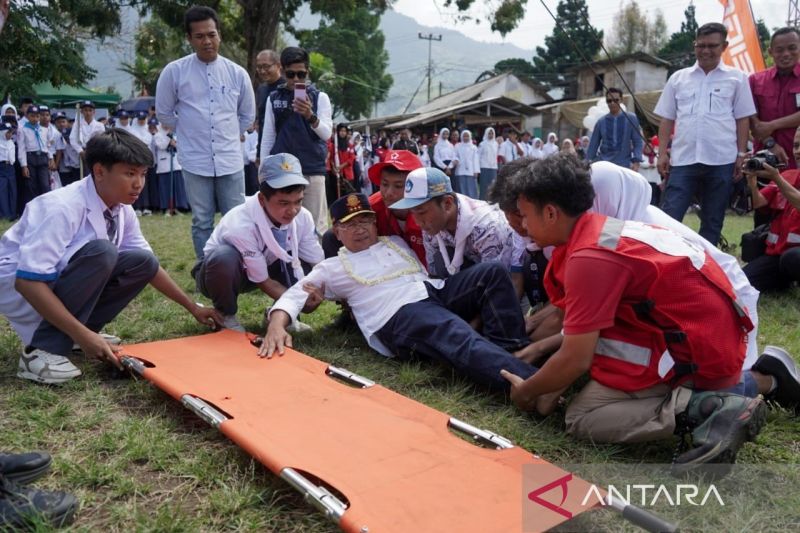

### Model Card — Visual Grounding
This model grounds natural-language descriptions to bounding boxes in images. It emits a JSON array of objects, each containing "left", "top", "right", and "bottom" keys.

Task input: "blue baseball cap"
[
  {"left": 80, "top": 100, "right": 95, "bottom": 109},
  {"left": 389, "top": 167, "right": 453, "bottom": 210},
  {"left": 147, "top": 117, "right": 159, "bottom": 126},
  {"left": 136, "top": 111, "right": 148, "bottom": 120},
  {"left": 259, "top": 153, "right": 309, "bottom": 189},
  {"left": 26, "top": 105, "right": 40, "bottom": 115},
  {"left": 118, "top": 110, "right": 130, "bottom": 118}
]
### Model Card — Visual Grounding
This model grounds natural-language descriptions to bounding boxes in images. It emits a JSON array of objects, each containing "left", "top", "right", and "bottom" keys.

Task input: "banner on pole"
[{"left": 719, "top": 0, "right": 766, "bottom": 74}]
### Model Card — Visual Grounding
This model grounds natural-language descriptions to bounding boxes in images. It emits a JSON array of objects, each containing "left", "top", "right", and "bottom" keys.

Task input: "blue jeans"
[
  {"left": 479, "top": 168, "right": 497, "bottom": 200},
  {"left": 721, "top": 371, "right": 759, "bottom": 398},
  {"left": 661, "top": 162, "right": 734, "bottom": 246},
  {"left": 376, "top": 262, "right": 537, "bottom": 390},
  {"left": 182, "top": 168, "right": 246, "bottom": 259},
  {"left": 455, "top": 174, "right": 479, "bottom": 199},
  {"left": 0, "top": 162, "right": 16, "bottom": 220}
]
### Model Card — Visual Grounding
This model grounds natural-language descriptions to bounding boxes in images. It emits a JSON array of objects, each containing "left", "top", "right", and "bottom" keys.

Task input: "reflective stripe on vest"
[
  {"left": 598, "top": 217, "right": 625, "bottom": 250},
  {"left": 787, "top": 232, "right": 800, "bottom": 244},
  {"left": 767, "top": 232, "right": 779, "bottom": 244},
  {"left": 595, "top": 337, "right": 651, "bottom": 367}
]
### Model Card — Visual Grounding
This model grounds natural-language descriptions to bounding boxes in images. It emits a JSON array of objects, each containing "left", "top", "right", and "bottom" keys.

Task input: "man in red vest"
[{"left": 501, "top": 155, "right": 798, "bottom": 472}]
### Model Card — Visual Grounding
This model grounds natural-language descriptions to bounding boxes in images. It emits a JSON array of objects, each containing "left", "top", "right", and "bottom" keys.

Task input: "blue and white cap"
[{"left": 389, "top": 167, "right": 453, "bottom": 210}]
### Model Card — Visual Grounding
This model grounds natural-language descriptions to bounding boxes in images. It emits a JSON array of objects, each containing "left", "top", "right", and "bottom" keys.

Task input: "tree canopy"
[
  {"left": 606, "top": 1, "right": 667, "bottom": 56},
  {"left": 657, "top": 3, "right": 698, "bottom": 74}
]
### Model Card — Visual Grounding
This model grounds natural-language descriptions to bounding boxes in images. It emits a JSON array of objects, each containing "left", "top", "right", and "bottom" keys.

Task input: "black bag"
[{"left": 740, "top": 223, "right": 770, "bottom": 262}]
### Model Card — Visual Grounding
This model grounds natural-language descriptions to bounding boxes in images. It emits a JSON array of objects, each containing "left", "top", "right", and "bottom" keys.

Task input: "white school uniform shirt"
[
  {"left": 203, "top": 194, "right": 323, "bottom": 284},
  {"left": 17, "top": 124, "right": 52, "bottom": 167},
  {"left": 433, "top": 140, "right": 457, "bottom": 170},
  {"left": 478, "top": 140, "right": 498, "bottom": 169},
  {"left": 454, "top": 142, "right": 480, "bottom": 175},
  {"left": 499, "top": 139, "right": 524, "bottom": 163},
  {"left": 129, "top": 122, "right": 152, "bottom": 146},
  {"left": 241, "top": 130, "right": 258, "bottom": 164},
  {"left": 270, "top": 236, "right": 445, "bottom": 356},
  {"left": 0, "top": 138, "right": 15, "bottom": 165},
  {"left": 69, "top": 117, "right": 105, "bottom": 153},
  {"left": 0, "top": 177, "right": 152, "bottom": 345},
  {"left": 654, "top": 61, "right": 755, "bottom": 166},
  {"left": 42, "top": 123, "right": 60, "bottom": 157},
  {"left": 153, "top": 129, "right": 182, "bottom": 174},
  {"left": 156, "top": 53, "right": 256, "bottom": 177}
]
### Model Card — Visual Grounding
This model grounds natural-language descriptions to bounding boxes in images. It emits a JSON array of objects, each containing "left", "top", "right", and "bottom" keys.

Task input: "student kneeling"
[
  {"left": 501, "top": 155, "right": 767, "bottom": 471},
  {"left": 195, "top": 154, "right": 324, "bottom": 332},
  {"left": 0, "top": 129, "right": 221, "bottom": 384}
]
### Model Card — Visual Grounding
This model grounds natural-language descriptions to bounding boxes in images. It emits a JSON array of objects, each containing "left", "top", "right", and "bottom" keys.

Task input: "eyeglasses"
[
  {"left": 256, "top": 63, "right": 276, "bottom": 71},
  {"left": 337, "top": 216, "right": 375, "bottom": 231},
  {"left": 285, "top": 70, "right": 308, "bottom": 80},
  {"left": 694, "top": 43, "right": 723, "bottom": 50}
]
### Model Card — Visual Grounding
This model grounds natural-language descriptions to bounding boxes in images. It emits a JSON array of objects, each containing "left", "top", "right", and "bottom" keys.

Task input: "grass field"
[{"left": 1, "top": 211, "right": 799, "bottom": 532}]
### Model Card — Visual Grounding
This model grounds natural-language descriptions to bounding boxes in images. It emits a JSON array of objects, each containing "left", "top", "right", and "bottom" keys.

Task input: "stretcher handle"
[
  {"left": 326, "top": 365, "right": 375, "bottom": 388},
  {"left": 120, "top": 355, "right": 146, "bottom": 375},
  {"left": 606, "top": 497, "right": 679, "bottom": 533},
  {"left": 280, "top": 467, "right": 348, "bottom": 522},
  {"left": 181, "top": 395, "right": 230, "bottom": 428},
  {"left": 448, "top": 417, "right": 515, "bottom": 449}
]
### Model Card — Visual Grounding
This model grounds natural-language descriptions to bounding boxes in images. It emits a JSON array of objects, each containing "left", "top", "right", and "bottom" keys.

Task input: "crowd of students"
[{"left": 2, "top": 7, "right": 800, "bottom": 529}]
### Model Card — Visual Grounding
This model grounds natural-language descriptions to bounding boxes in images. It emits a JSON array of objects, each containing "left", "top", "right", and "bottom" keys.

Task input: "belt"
[{"left": 26, "top": 151, "right": 47, "bottom": 156}]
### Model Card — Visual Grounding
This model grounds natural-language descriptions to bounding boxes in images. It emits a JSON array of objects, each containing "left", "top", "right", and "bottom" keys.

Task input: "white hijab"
[
  {"left": 588, "top": 161, "right": 760, "bottom": 369},
  {"left": 542, "top": 132, "right": 559, "bottom": 156},
  {"left": 530, "top": 137, "right": 544, "bottom": 159}
]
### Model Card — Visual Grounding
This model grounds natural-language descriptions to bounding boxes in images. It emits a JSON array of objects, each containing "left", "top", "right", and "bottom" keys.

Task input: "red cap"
[{"left": 368, "top": 150, "right": 423, "bottom": 186}]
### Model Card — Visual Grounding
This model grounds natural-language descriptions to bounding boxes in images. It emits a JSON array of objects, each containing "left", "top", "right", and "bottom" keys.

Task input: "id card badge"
[{"left": 795, "top": 92, "right": 800, "bottom": 109}]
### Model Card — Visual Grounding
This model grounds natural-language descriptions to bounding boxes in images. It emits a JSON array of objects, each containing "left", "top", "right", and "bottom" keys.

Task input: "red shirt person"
[{"left": 750, "top": 28, "right": 800, "bottom": 168}]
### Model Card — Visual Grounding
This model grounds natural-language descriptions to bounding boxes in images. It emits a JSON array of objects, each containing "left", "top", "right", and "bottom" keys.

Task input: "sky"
[{"left": 392, "top": 0, "right": 789, "bottom": 52}]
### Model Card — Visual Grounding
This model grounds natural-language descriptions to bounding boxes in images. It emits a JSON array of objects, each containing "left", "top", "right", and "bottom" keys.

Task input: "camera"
[{"left": 743, "top": 149, "right": 784, "bottom": 171}]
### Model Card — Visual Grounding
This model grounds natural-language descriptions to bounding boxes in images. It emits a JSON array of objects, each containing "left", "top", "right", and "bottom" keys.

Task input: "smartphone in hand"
[{"left": 294, "top": 82, "right": 307, "bottom": 102}]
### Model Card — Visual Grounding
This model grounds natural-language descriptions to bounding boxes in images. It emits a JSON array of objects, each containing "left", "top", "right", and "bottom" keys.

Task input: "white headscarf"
[
  {"left": 1, "top": 102, "right": 17, "bottom": 118},
  {"left": 437, "top": 127, "right": 451, "bottom": 147},
  {"left": 542, "top": 132, "right": 559, "bottom": 156},
  {"left": 460, "top": 129, "right": 472, "bottom": 144},
  {"left": 588, "top": 161, "right": 760, "bottom": 369},
  {"left": 530, "top": 137, "right": 544, "bottom": 159}
]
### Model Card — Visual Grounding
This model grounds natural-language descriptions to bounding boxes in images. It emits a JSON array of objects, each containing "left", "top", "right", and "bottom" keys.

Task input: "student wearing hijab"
[
  {"left": 478, "top": 127, "right": 498, "bottom": 200},
  {"left": 542, "top": 132, "right": 559, "bottom": 157},
  {"left": 530, "top": 137, "right": 544, "bottom": 160},
  {"left": 560, "top": 139, "right": 577, "bottom": 156},
  {"left": 433, "top": 127, "right": 458, "bottom": 181},
  {"left": 453, "top": 130, "right": 480, "bottom": 199}
]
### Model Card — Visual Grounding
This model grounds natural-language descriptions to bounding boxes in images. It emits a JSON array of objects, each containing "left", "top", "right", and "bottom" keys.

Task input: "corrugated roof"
[{"left": 384, "top": 96, "right": 538, "bottom": 129}]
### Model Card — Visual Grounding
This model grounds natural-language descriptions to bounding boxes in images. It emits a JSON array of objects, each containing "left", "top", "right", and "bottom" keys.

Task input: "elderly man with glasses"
[
  {"left": 260, "top": 190, "right": 542, "bottom": 396},
  {"left": 260, "top": 46, "right": 333, "bottom": 235}
]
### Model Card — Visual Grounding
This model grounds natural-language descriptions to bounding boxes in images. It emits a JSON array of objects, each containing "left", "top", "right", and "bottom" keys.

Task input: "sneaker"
[
  {"left": 672, "top": 392, "right": 766, "bottom": 475},
  {"left": 286, "top": 320, "right": 313, "bottom": 333},
  {"left": 142, "top": 209, "right": 152, "bottom": 216},
  {"left": 72, "top": 332, "right": 121, "bottom": 352},
  {"left": 17, "top": 348, "right": 82, "bottom": 384},
  {"left": 0, "top": 453, "right": 51, "bottom": 485},
  {"left": 222, "top": 315, "right": 246, "bottom": 333},
  {"left": 752, "top": 346, "right": 800, "bottom": 413},
  {"left": 0, "top": 475, "right": 78, "bottom": 530},
  {"left": 134, "top": 209, "right": 142, "bottom": 217}
]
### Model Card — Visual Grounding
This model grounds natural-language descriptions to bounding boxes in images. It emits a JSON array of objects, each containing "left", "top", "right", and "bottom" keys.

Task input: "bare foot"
[{"left": 535, "top": 387, "right": 567, "bottom": 417}]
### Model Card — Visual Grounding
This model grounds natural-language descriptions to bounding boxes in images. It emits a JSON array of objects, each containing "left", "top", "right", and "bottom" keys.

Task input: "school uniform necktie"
[
  {"left": 270, "top": 227, "right": 292, "bottom": 286},
  {"left": 104, "top": 209, "right": 117, "bottom": 244}
]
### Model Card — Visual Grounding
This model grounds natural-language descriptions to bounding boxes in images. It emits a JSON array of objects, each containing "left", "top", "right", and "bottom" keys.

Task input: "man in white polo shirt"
[{"left": 655, "top": 22, "right": 756, "bottom": 246}]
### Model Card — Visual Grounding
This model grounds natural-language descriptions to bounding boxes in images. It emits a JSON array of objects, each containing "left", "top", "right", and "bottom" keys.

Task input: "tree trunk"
[{"left": 241, "top": 0, "right": 282, "bottom": 86}]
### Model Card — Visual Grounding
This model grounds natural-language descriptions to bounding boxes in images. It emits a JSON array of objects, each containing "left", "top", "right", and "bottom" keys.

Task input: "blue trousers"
[
  {"left": 479, "top": 168, "right": 497, "bottom": 201},
  {"left": 376, "top": 262, "right": 537, "bottom": 390},
  {"left": 0, "top": 161, "right": 16, "bottom": 220},
  {"left": 182, "top": 168, "right": 246, "bottom": 260},
  {"left": 158, "top": 170, "right": 189, "bottom": 211},
  {"left": 30, "top": 240, "right": 159, "bottom": 355},
  {"left": 661, "top": 162, "right": 734, "bottom": 246}
]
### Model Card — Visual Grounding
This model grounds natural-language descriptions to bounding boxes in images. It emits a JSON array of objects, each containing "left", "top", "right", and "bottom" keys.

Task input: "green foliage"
[
  {"left": 493, "top": 58, "right": 537, "bottom": 78},
  {"left": 531, "top": 0, "right": 602, "bottom": 85},
  {"left": 441, "top": 0, "right": 529, "bottom": 37},
  {"left": 0, "top": 0, "right": 122, "bottom": 98},
  {"left": 298, "top": 6, "right": 392, "bottom": 119},
  {"left": 606, "top": 1, "right": 668, "bottom": 56},
  {"left": 657, "top": 3, "right": 699, "bottom": 74}
]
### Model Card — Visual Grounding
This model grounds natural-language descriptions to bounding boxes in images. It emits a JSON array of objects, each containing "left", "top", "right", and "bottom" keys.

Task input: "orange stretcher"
[{"left": 120, "top": 330, "right": 677, "bottom": 533}]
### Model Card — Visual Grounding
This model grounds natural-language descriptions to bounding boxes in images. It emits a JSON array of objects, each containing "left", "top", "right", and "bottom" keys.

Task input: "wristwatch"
[
  {"left": 763, "top": 137, "right": 776, "bottom": 149},
  {"left": 308, "top": 114, "right": 319, "bottom": 126}
]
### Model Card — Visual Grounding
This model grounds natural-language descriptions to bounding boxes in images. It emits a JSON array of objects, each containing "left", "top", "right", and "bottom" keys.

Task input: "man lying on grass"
[
  {"left": 259, "top": 191, "right": 540, "bottom": 392},
  {"left": 498, "top": 154, "right": 791, "bottom": 472},
  {"left": 0, "top": 129, "right": 221, "bottom": 384}
]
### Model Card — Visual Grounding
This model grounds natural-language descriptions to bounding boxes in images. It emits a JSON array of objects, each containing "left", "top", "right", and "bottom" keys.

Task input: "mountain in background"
[{"left": 85, "top": 9, "right": 534, "bottom": 117}]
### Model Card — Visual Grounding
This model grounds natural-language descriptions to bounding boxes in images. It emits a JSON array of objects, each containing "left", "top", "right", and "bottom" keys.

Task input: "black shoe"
[
  {"left": 0, "top": 475, "right": 78, "bottom": 530},
  {"left": 0, "top": 453, "right": 51, "bottom": 485},
  {"left": 672, "top": 392, "right": 766, "bottom": 476},
  {"left": 752, "top": 346, "right": 800, "bottom": 413}
]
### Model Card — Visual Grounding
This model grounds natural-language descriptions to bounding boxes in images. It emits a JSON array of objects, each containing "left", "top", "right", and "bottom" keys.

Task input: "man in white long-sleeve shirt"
[
  {"left": 156, "top": 5, "right": 256, "bottom": 261},
  {"left": 68, "top": 100, "right": 105, "bottom": 162},
  {"left": 260, "top": 192, "right": 539, "bottom": 391}
]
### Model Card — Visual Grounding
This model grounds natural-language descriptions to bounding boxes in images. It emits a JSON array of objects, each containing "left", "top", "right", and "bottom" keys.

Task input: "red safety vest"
[
  {"left": 369, "top": 192, "right": 427, "bottom": 267},
  {"left": 545, "top": 213, "right": 752, "bottom": 392},
  {"left": 765, "top": 170, "right": 800, "bottom": 256}
]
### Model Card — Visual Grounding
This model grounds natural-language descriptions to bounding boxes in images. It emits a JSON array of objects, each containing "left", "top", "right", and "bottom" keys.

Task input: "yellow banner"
[{"left": 719, "top": 0, "right": 766, "bottom": 73}]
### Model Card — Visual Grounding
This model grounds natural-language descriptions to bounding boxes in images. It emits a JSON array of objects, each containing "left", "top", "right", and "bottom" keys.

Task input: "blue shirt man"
[{"left": 587, "top": 88, "right": 644, "bottom": 171}]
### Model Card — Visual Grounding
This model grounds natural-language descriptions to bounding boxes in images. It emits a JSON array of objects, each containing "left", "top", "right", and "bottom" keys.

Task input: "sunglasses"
[{"left": 285, "top": 70, "right": 308, "bottom": 80}]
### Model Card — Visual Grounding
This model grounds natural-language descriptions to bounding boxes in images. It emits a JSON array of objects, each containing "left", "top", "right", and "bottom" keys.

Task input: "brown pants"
[{"left": 564, "top": 380, "right": 693, "bottom": 443}]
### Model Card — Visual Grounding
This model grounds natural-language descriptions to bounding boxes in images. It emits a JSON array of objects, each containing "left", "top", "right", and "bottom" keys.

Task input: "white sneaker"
[
  {"left": 72, "top": 332, "right": 121, "bottom": 352},
  {"left": 142, "top": 209, "right": 152, "bottom": 216},
  {"left": 222, "top": 315, "right": 246, "bottom": 332},
  {"left": 287, "top": 320, "right": 313, "bottom": 333},
  {"left": 18, "top": 348, "right": 82, "bottom": 384},
  {"left": 135, "top": 209, "right": 142, "bottom": 217}
]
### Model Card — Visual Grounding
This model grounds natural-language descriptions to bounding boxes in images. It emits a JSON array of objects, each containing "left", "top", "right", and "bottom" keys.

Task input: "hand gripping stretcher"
[{"left": 120, "top": 330, "right": 677, "bottom": 532}]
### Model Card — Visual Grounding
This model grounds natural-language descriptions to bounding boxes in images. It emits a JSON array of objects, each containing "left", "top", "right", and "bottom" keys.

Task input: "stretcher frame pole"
[{"left": 606, "top": 495, "right": 680, "bottom": 532}]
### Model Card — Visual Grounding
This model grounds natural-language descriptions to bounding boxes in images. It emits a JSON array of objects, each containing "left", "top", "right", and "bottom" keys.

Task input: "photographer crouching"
[{"left": 742, "top": 126, "right": 800, "bottom": 291}]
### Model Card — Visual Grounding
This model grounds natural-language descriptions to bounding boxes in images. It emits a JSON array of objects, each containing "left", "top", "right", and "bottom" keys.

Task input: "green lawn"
[{"left": 1, "top": 211, "right": 798, "bottom": 532}]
